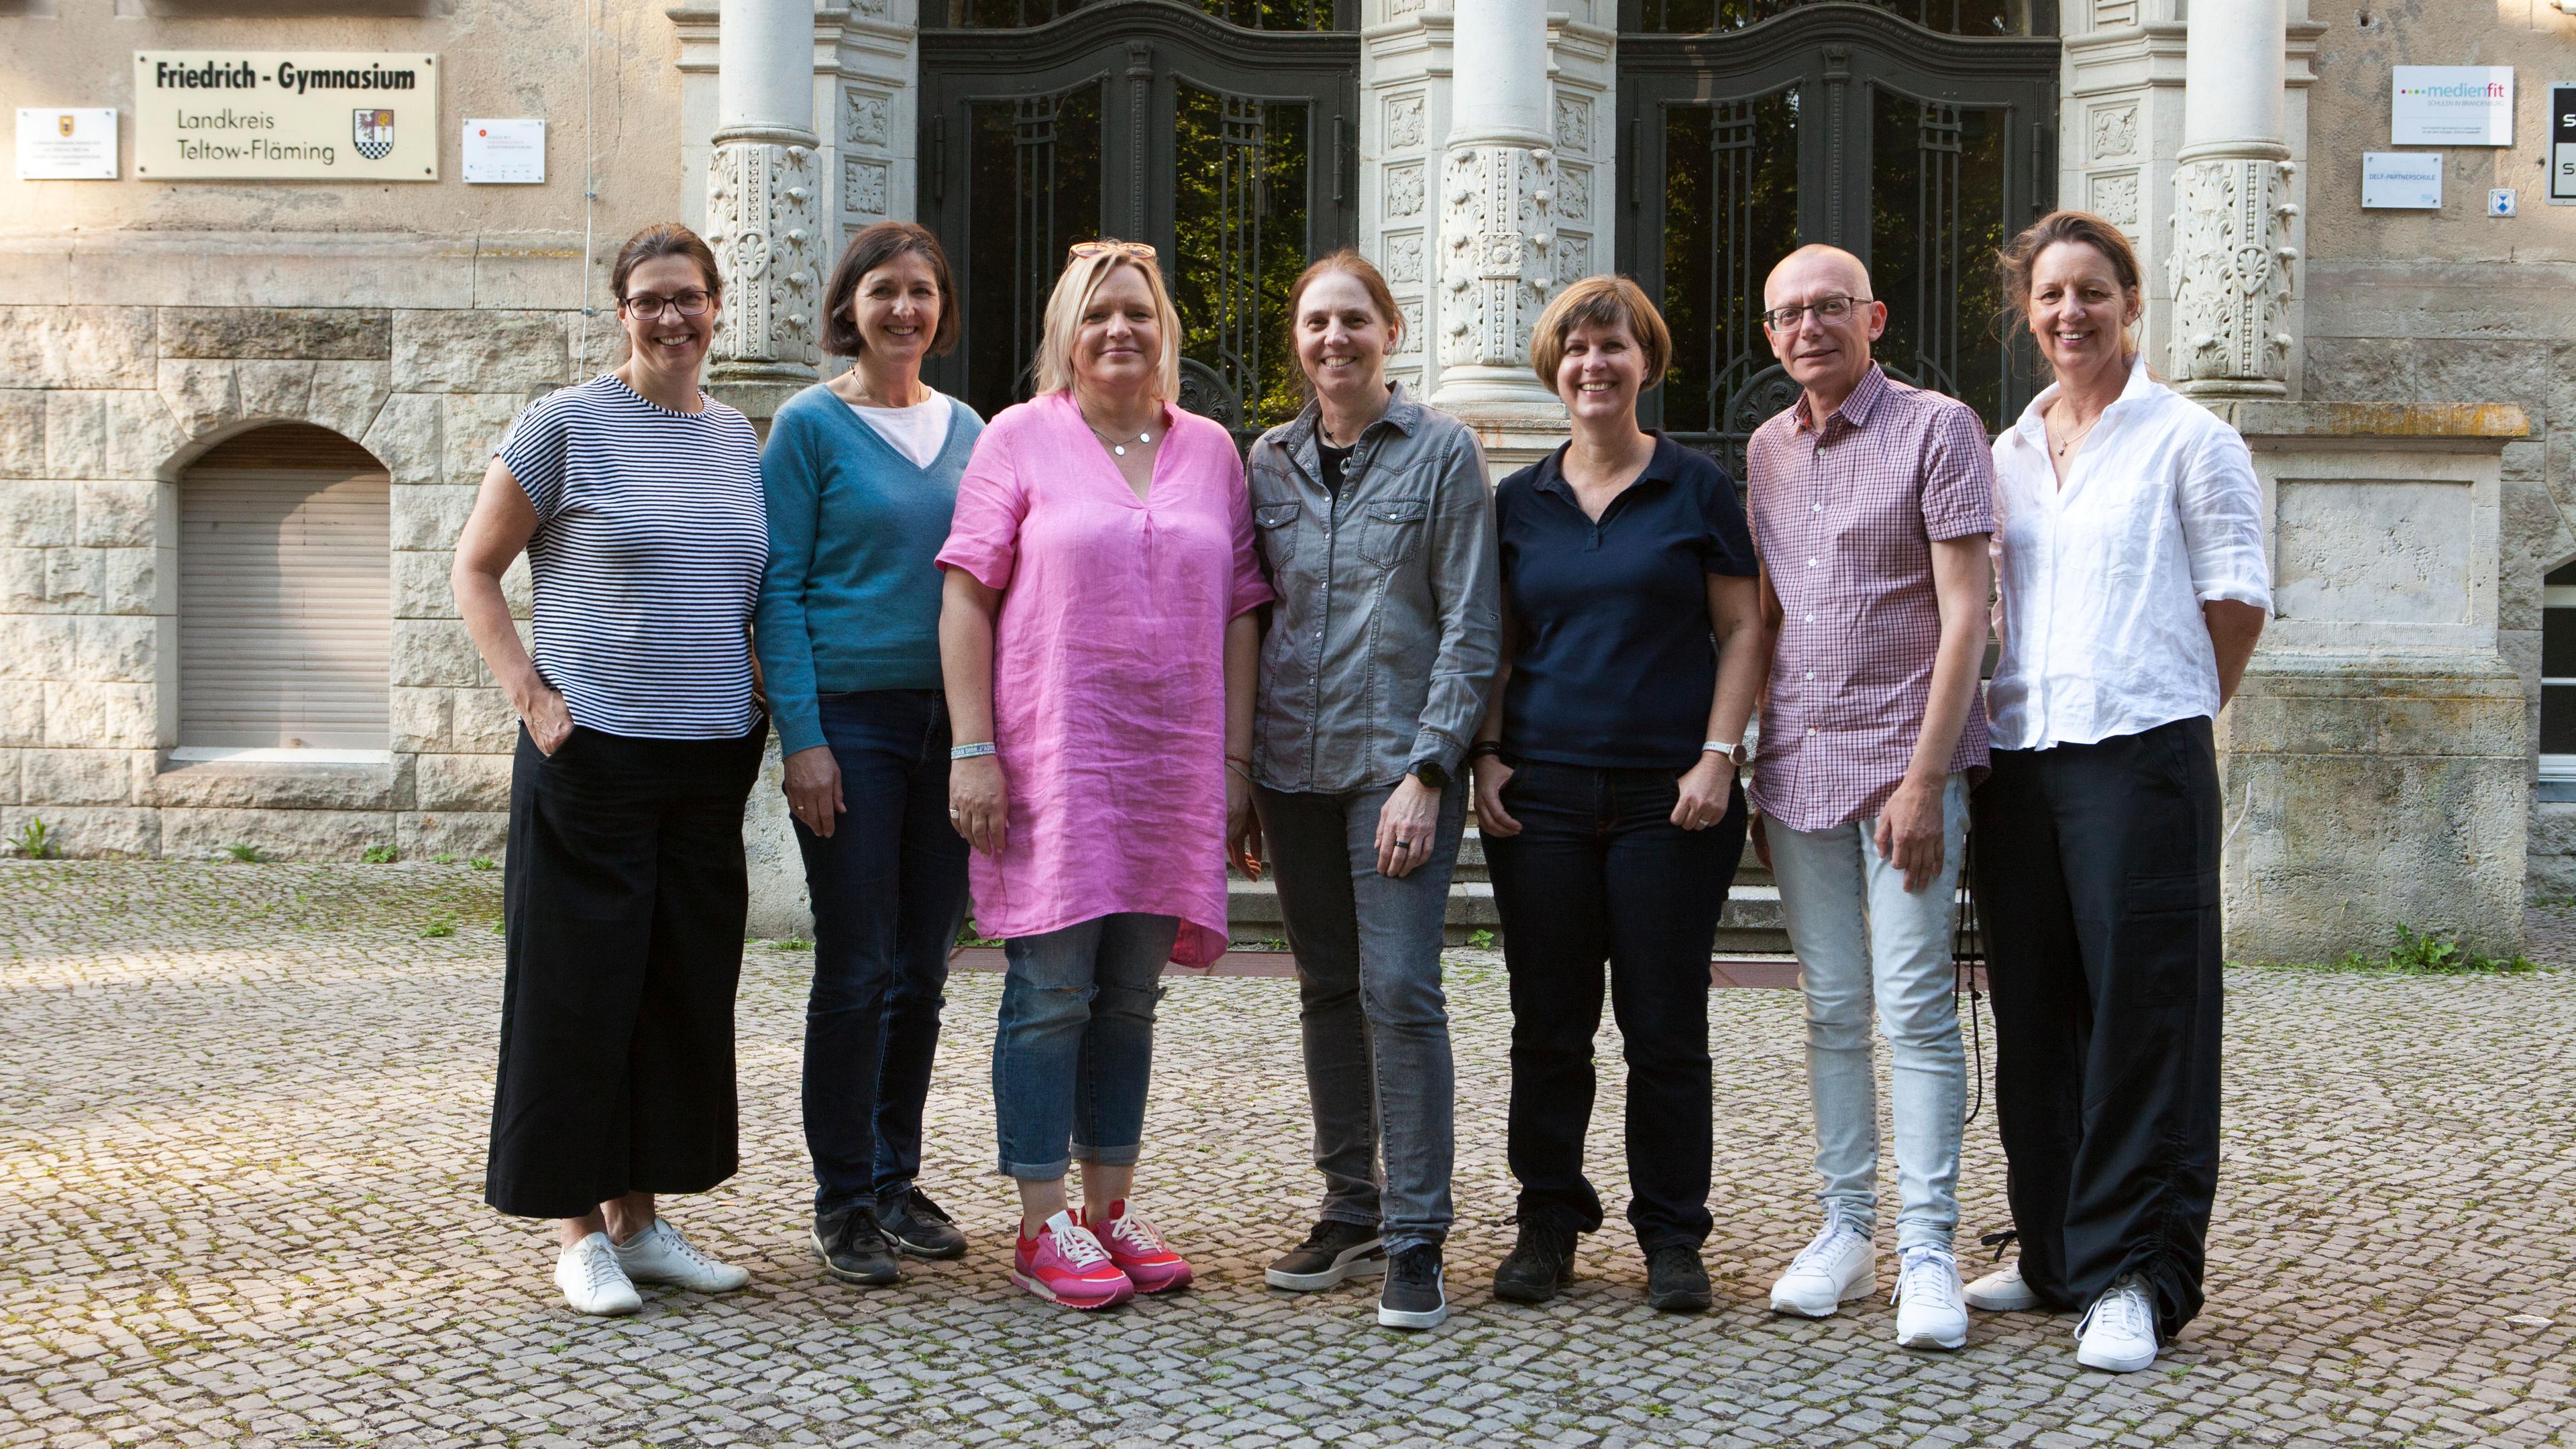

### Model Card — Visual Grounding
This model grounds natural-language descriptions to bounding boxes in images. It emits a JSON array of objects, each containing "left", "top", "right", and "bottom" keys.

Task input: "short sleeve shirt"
[
  {"left": 494, "top": 374, "right": 767, "bottom": 739},
  {"left": 1494, "top": 434, "right": 1759, "bottom": 770}
]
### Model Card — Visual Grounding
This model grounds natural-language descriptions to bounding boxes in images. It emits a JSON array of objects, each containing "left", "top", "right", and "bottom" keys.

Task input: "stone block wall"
[
  {"left": 0, "top": 279, "right": 610, "bottom": 863},
  {"left": 2302, "top": 259, "right": 2576, "bottom": 900}
]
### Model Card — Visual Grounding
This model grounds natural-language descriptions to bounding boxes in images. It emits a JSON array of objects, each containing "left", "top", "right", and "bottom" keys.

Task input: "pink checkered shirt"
[{"left": 1746, "top": 366, "right": 1996, "bottom": 833}]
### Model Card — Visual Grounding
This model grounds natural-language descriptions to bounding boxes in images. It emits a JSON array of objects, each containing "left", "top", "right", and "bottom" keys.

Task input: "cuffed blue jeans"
[
  {"left": 1766, "top": 771, "right": 1970, "bottom": 1252},
  {"left": 1256, "top": 780, "right": 1464, "bottom": 1257},
  {"left": 793, "top": 690, "right": 971, "bottom": 1216},
  {"left": 991, "top": 912, "right": 1177, "bottom": 1181}
]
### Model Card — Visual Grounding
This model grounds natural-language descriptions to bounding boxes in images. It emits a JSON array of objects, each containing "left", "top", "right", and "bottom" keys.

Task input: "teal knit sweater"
[{"left": 753, "top": 382, "right": 983, "bottom": 757}]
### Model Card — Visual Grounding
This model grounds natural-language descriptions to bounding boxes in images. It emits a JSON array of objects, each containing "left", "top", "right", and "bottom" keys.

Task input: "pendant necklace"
[{"left": 1080, "top": 404, "right": 1154, "bottom": 457}]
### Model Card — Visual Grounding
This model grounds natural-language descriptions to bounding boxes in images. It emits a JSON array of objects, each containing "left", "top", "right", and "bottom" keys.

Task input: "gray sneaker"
[
  {"left": 1265, "top": 1220, "right": 1387, "bottom": 1291},
  {"left": 877, "top": 1185, "right": 967, "bottom": 1260},
  {"left": 814, "top": 1205, "right": 900, "bottom": 1287},
  {"left": 1377, "top": 1244, "right": 1448, "bottom": 1330}
]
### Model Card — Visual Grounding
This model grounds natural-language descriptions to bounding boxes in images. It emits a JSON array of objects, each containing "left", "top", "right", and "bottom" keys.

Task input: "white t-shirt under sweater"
[{"left": 844, "top": 391, "right": 956, "bottom": 470}]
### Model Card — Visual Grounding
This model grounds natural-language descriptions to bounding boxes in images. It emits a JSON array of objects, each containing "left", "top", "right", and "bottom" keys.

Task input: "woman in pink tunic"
[{"left": 936, "top": 241, "right": 1270, "bottom": 1310}]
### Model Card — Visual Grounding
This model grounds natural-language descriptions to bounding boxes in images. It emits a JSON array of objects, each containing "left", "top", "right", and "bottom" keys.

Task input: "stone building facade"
[{"left": 4, "top": 0, "right": 2573, "bottom": 959}]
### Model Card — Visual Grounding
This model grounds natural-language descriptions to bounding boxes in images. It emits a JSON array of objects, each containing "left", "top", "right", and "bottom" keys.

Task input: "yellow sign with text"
[{"left": 134, "top": 52, "right": 438, "bottom": 180}]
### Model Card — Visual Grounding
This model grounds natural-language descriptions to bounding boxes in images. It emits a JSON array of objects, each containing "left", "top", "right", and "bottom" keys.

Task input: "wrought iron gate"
[
  {"left": 918, "top": 3, "right": 1359, "bottom": 437},
  {"left": 1617, "top": 2, "right": 2059, "bottom": 470}
]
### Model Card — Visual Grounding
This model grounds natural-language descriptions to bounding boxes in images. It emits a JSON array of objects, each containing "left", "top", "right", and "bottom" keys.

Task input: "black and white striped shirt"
[{"left": 496, "top": 374, "right": 768, "bottom": 739}]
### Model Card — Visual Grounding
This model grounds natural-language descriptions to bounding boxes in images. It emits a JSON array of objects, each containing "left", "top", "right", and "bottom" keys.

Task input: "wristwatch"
[
  {"left": 1411, "top": 759, "right": 1450, "bottom": 792},
  {"left": 1703, "top": 739, "right": 1746, "bottom": 767}
]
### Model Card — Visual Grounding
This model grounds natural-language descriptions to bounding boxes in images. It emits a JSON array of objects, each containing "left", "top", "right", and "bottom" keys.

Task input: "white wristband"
[{"left": 1703, "top": 740, "right": 1743, "bottom": 763}]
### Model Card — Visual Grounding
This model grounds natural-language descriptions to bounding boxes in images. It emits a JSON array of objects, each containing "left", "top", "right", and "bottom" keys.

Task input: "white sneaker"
[
  {"left": 2075, "top": 1275, "right": 2159, "bottom": 1373},
  {"left": 556, "top": 1232, "right": 642, "bottom": 1316},
  {"left": 1890, "top": 1246, "right": 1968, "bottom": 1350},
  {"left": 1964, "top": 1258, "right": 2043, "bottom": 1311},
  {"left": 613, "top": 1218, "right": 751, "bottom": 1293},
  {"left": 1768, "top": 1210, "right": 1875, "bottom": 1317}
]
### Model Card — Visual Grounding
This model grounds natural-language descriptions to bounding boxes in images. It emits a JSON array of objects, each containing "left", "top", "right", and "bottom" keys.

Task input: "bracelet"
[
  {"left": 1466, "top": 741, "right": 1504, "bottom": 762},
  {"left": 1226, "top": 754, "right": 1251, "bottom": 769},
  {"left": 950, "top": 741, "right": 997, "bottom": 761},
  {"left": 1225, "top": 759, "right": 1254, "bottom": 782}
]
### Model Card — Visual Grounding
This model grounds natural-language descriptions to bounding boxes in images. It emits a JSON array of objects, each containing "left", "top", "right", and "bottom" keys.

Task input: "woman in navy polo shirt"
[{"left": 1468, "top": 274, "right": 1767, "bottom": 1314}]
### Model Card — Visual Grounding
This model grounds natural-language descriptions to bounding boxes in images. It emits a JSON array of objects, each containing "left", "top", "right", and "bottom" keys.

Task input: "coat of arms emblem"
[
  {"left": 58, "top": 114, "right": 75, "bottom": 138},
  {"left": 354, "top": 109, "right": 394, "bottom": 161}
]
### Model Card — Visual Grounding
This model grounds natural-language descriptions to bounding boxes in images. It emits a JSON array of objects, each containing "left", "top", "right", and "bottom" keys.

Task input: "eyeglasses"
[
  {"left": 1067, "top": 239, "right": 1159, "bottom": 264},
  {"left": 1760, "top": 294, "right": 1870, "bottom": 330},
  {"left": 622, "top": 289, "right": 712, "bottom": 320}
]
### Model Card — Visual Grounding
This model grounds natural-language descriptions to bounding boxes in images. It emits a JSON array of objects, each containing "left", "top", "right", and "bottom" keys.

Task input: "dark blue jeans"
[
  {"left": 794, "top": 690, "right": 973, "bottom": 1216},
  {"left": 1483, "top": 760, "right": 1745, "bottom": 1253}
]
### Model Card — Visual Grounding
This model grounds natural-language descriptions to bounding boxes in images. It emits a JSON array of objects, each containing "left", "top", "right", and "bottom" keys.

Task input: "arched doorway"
[
  {"left": 1617, "top": 0, "right": 2060, "bottom": 470},
  {"left": 918, "top": 0, "right": 1360, "bottom": 440},
  {"left": 177, "top": 423, "right": 392, "bottom": 754}
]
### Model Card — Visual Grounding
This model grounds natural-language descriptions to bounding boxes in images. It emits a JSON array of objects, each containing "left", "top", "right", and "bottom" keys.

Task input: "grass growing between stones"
[{"left": 2250, "top": 924, "right": 2540, "bottom": 976}]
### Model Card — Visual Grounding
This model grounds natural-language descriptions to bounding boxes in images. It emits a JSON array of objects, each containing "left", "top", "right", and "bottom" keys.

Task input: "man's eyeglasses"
[
  {"left": 1067, "top": 239, "right": 1159, "bottom": 264},
  {"left": 622, "top": 289, "right": 713, "bottom": 320},
  {"left": 1760, "top": 294, "right": 1870, "bottom": 330}
]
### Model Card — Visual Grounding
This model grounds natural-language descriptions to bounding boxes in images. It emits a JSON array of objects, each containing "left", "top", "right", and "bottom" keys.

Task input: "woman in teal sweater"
[{"left": 755, "top": 221, "right": 984, "bottom": 1288}]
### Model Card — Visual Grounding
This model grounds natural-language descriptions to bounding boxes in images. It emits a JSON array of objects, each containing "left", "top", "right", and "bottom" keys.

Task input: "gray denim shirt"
[{"left": 1246, "top": 383, "right": 1503, "bottom": 794}]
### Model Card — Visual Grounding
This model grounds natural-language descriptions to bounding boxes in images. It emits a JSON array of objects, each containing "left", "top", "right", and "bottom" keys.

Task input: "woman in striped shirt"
[{"left": 451, "top": 223, "right": 771, "bottom": 1317}]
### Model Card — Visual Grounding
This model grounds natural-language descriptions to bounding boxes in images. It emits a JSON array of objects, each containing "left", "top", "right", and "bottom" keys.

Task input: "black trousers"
[
  {"left": 485, "top": 720, "right": 767, "bottom": 1219},
  {"left": 1971, "top": 716, "right": 2223, "bottom": 1338},
  {"left": 1485, "top": 761, "right": 1745, "bottom": 1252}
]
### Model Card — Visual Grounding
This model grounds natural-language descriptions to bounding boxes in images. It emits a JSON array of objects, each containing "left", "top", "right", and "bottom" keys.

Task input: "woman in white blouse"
[{"left": 1962, "top": 211, "right": 2269, "bottom": 1375}]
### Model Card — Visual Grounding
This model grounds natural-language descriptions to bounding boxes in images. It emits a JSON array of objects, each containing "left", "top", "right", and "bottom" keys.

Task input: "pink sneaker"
[
  {"left": 1010, "top": 1211, "right": 1134, "bottom": 1310},
  {"left": 1081, "top": 1201, "right": 1193, "bottom": 1294}
]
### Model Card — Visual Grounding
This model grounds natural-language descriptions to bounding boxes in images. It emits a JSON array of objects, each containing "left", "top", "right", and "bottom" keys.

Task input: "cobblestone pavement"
[{"left": 5, "top": 864, "right": 2573, "bottom": 1449}]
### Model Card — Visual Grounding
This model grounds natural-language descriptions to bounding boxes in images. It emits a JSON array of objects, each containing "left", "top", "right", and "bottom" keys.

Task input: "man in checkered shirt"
[{"left": 1741, "top": 245, "right": 1997, "bottom": 1352}]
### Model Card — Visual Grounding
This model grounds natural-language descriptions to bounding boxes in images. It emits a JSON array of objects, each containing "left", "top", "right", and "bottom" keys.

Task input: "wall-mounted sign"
[
  {"left": 2362, "top": 152, "right": 2443, "bottom": 210},
  {"left": 16, "top": 107, "right": 117, "bottom": 179},
  {"left": 2553, "top": 83, "right": 2576, "bottom": 206},
  {"left": 133, "top": 52, "right": 437, "bottom": 180},
  {"left": 2392, "top": 66, "right": 2513, "bottom": 146},
  {"left": 462, "top": 118, "right": 543, "bottom": 184}
]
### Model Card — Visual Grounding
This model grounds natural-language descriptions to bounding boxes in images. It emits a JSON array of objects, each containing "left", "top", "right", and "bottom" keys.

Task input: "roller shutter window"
[{"left": 180, "top": 425, "right": 392, "bottom": 751}]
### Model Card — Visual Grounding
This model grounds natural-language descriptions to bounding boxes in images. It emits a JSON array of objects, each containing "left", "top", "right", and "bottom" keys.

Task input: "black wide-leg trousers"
[
  {"left": 1970, "top": 716, "right": 2223, "bottom": 1339},
  {"left": 485, "top": 720, "right": 766, "bottom": 1220}
]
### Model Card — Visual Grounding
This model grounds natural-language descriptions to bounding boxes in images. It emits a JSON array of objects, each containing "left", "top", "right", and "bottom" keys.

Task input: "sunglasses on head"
[{"left": 1068, "top": 239, "right": 1159, "bottom": 264}]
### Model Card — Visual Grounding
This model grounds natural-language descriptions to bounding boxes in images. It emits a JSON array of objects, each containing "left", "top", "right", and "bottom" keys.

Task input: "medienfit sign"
[{"left": 134, "top": 53, "right": 439, "bottom": 180}]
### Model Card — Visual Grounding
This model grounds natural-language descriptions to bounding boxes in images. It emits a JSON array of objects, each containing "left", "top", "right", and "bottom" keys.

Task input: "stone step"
[{"left": 1226, "top": 875, "right": 1789, "bottom": 954}]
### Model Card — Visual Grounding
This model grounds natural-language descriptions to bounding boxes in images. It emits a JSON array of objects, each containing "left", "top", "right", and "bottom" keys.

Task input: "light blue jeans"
[
  {"left": 991, "top": 912, "right": 1177, "bottom": 1181},
  {"left": 1768, "top": 772, "right": 1970, "bottom": 1252}
]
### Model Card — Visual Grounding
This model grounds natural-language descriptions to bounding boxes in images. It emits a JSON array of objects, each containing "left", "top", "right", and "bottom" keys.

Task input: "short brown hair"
[
  {"left": 610, "top": 223, "right": 721, "bottom": 303},
  {"left": 820, "top": 221, "right": 959, "bottom": 359},
  {"left": 1996, "top": 210, "right": 2145, "bottom": 368},
  {"left": 1287, "top": 250, "right": 1402, "bottom": 341},
  {"left": 1530, "top": 275, "right": 1672, "bottom": 390}
]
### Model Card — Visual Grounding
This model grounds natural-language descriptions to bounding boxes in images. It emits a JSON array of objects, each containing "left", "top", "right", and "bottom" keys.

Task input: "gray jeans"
[{"left": 1254, "top": 781, "right": 1464, "bottom": 1256}]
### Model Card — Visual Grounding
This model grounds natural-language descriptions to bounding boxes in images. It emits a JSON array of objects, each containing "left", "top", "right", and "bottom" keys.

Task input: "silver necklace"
[{"left": 1080, "top": 405, "right": 1155, "bottom": 457}]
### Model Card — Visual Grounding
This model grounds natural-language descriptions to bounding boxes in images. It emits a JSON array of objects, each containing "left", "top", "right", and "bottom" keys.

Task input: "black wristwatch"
[{"left": 1411, "top": 759, "right": 1450, "bottom": 792}]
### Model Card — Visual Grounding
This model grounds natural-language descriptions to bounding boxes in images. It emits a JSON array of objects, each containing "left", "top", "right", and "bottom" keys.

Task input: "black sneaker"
[
  {"left": 1646, "top": 1244, "right": 1712, "bottom": 1313},
  {"left": 1377, "top": 1244, "right": 1448, "bottom": 1330},
  {"left": 814, "top": 1205, "right": 900, "bottom": 1286},
  {"left": 1492, "top": 1222, "right": 1577, "bottom": 1305},
  {"left": 877, "top": 1185, "right": 967, "bottom": 1260},
  {"left": 1264, "top": 1220, "right": 1387, "bottom": 1291}
]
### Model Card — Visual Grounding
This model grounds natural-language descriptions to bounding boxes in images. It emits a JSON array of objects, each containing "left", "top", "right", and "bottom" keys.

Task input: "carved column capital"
[{"left": 2167, "top": 155, "right": 2298, "bottom": 397}]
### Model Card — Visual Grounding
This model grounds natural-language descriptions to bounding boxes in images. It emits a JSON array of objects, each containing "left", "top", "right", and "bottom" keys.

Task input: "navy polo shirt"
[{"left": 1494, "top": 434, "right": 1758, "bottom": 770}]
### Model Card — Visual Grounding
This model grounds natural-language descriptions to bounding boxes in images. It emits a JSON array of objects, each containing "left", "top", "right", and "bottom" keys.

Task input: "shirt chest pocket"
[
  {"left": 1255, "top": 501, "right": 1302, "bottom": 568},
  {"left": 1359, "top": 499, "right": 1429, "bottom": 568}
]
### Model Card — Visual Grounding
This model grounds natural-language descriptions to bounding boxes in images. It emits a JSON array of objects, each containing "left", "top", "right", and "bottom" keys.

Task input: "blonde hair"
[
  {"left": 1032, "top": 245, "right": 1183, "bottom": 400},
  {"left": 1530, "top": 274, "right": 1672, "bottom": 390}
]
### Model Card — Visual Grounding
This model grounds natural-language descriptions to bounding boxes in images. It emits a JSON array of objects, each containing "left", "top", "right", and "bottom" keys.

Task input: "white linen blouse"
[{"left": 1986, "top": 355, "right": 2272, "bottom": 752}]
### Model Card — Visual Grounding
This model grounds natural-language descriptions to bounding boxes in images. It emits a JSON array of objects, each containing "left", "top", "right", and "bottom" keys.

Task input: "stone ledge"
[
  {"left": 160, "top": 807, "right": 398, "bottom": 861},
  {"left": 146, "top": 757, "right": 413, "bottom": 812},
  {"left": 2210, "top": 399, "right": 2532, "bottom": 445}
]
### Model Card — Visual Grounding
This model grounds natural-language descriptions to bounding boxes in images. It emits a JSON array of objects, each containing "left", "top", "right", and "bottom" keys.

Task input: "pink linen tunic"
[{"left": 934, "top": 391, "right": 1272, "bottom": 967}]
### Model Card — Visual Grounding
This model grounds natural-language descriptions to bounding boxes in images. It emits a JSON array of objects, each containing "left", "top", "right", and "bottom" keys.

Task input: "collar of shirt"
[
  {"left": 1530, "top": 430, "right": 1690, "bottom": 513},
  {"left": 1282, "top": 380, "right": 1422, "bottom": 495},
  {"left": 2004, "top": 352, "right": 2157, "bottom": 458},
  {"left": 1789, "top": 363, "right": 1892, "bottom": 440}
]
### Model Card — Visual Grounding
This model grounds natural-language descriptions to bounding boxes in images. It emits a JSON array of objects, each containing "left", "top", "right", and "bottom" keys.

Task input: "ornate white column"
[
  {"left": 1429, "top": 0, "right": 1566, "bottom": 445},
  {"left": 704, "top": 0, "right": 823, "bottom": 414},
  {"left": 2166, "top": 0, "right": 2298, "bottom": 396}
]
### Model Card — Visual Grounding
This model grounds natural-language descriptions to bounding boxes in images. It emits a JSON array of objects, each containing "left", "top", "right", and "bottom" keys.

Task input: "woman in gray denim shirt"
[{"left": 1230, "top": 250, "right": 1501, "bottom": 1332}]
